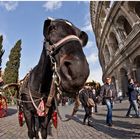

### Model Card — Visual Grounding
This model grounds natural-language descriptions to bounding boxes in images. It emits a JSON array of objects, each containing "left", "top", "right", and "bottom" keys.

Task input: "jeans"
[
  {"left": 126, "top": 100, "right": 140, "bottom": 117},
  {"left": 105, "top": 98, "right": 113, "bottom": 124}
]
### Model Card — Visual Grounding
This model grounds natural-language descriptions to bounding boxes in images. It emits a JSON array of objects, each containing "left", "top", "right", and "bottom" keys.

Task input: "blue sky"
[{"left": 0, "top": 1, "right": 103, "bottom": 84}]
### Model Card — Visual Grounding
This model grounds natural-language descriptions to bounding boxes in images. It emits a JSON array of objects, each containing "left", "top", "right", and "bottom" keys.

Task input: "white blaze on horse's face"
[{"left": 65, "top": 21, "right": 72, "bottom": 26}]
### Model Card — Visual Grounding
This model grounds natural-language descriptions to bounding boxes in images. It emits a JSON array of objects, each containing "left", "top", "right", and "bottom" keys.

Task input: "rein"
[{"left": 18, "top": 35, "right": 81, "bottom": 120}]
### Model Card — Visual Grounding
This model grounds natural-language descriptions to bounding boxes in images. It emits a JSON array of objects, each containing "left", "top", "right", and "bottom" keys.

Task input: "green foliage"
[{"left": 3, "top": 40, "right": 22, "bottom": 84}]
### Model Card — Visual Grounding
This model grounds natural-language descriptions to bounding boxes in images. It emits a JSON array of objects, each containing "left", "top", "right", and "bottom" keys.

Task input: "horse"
[{"left": 18, "top": 18, "right": 89, "bottom": 139}]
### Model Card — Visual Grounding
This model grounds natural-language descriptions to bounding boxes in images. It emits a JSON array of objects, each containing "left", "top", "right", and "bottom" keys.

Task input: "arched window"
[
  {"left": 111, "top": 76, "right": 116, "bottom": 90},
  {"left": 134, "top": 55, "right": 140, "bottom": 83},
  {"left": 104, "top": 45, "right": 110, "bottom": 64},
  {"left": 128, "top": 2, "right": 140, "bottom": 19},
  {"left": 116, "top": 16, "right": 132, "bottom": 38},
  {"left": 135, "top": 2, "right": 140, "bottom": 18},
  {"left": 120, "top": 68, "right": 128, "bottom": 97},
  {"left": 109, "top": 32, "right": 119, "bottom": 53}
]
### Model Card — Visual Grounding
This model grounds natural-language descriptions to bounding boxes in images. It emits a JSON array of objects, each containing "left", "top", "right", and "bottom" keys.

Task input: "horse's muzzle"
[{"left": 59, "top": 57, "right": 89, "bottom": 93}]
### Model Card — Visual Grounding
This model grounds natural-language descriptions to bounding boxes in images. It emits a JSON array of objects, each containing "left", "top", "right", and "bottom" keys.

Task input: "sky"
[{"left": 0, "top": 1, "right": 103, "bottom": 84}]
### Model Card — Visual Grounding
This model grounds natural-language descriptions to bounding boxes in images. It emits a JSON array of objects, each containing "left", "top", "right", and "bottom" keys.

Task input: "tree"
[
  {"left": 3, "top": 40, "right": 22, "bottom": 84},
  {"left": 0, "top": 35, "right": 5, "bottom": 75}
]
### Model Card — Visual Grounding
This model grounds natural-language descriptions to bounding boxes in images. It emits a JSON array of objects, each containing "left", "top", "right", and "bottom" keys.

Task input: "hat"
[
  {"left": 106, "top": 77, "right": 111, "bottom": 80},
  {"left": 85, "top": 83, "right": 90, "bottom": 86}
]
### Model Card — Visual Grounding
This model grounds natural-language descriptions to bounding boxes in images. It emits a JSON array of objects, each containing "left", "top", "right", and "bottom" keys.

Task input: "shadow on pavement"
[
  {"left": 91, "top": 118, "right": 140, "bottom": 138},
  {"left": 65, "top": 114, "right": 84, "bottom": 125},
  {"left": 95, "top": 113, "right": 126, "bottom": 118},
  {"left": 68, "top": 111, "right": 140, "bottom": 138},
  {"left": 6, "top": 107, "right": 17, "bottom": 116},
  {"left": 113, "top": 108, "right": 127, "bottom": 111}
]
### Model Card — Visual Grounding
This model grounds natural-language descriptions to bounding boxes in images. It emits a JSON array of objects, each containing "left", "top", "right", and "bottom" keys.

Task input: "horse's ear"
[
  {"left": 79, "top": 31, "right": 88, "bottom": 47},
  {"left": 43, "top": 19, "right": 51, "bottom": 37}
]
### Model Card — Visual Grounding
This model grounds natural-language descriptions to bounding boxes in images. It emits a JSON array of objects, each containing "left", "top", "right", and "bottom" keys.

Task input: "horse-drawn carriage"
[
  {"left": 0, "top": 88, "right": 7, "bottom": 117},
  {"left": 0, "top": 83, "right": 20, "bottom": 118}
]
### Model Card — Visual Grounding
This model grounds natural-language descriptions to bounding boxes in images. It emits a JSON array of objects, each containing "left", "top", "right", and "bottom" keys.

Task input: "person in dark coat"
[
  {"left": 100, "top": 77, "right": 117, "bottom": 127},
  {"left": 79, "top": 84, "right": 96, "bottom": 126},
  {"left": 126, "top": 78, "right": 140, "bottom": 118}
]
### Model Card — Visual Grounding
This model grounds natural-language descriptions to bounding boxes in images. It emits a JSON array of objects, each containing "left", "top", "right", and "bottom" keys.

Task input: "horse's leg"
[
  {"left": 23, "top": 109, "right": 35, "bottom": 138},
  {"left": 38, "top": 116, "right": 48, "bottom": 139},
  {"left": 39, "top": 113, "right": 52, "bottom": 139}
]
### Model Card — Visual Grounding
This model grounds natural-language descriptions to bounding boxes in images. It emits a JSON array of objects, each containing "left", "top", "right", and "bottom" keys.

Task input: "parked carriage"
[
  {"left": 0, "top": 89, "right": 7, "bottom": 118},
  {"left": 0, "top": 83, "right": 20, "bottom": 118}
]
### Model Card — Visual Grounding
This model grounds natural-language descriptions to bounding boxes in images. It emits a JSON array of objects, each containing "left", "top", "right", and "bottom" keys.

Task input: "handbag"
[
  {"left": 102, "top": 97, "right": 106, "bottom": 105},
  {"left": 87, "top": 97, "right": 95, "bottom": 107},
  {"left": 85, "top": 91, "right": 95, "bottom": 107}
]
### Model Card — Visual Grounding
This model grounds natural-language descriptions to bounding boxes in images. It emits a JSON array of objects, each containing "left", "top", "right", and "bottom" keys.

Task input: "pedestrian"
[
  {"left": 100, "top": 77, "right": 117, "bottom": 127},
  {"left": 136, "top": 82, "right": 140, "bottom": 108},
  {"left": 118, "top": 90, "right": 123, "bottom": 103},
  {"left": 126, "top": 78, "right": 140, "bottom": 118},
  {"left": 92, "top": 88, "right": 98, "bottom": 113},
  {"left": 79, "top": 84, "right": 96, "bottom": 126}
]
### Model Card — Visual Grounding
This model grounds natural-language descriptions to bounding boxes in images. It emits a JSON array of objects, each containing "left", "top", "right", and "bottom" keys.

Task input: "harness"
[{"left": 18, "top": 35, "right": 82, "bottom": 120}]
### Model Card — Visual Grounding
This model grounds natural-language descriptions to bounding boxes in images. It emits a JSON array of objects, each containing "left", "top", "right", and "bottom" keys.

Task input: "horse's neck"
[{"left": 30, "top": 47, "right": 53, "bottom": 93}]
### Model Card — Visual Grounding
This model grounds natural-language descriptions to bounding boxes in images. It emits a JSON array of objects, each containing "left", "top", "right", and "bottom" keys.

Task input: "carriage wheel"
[
  {"left": 0, "top": 95, "right": 7, "bottom": 117},
  {"left": 2, "top": 83, "right": 19, "bottom": 105}
]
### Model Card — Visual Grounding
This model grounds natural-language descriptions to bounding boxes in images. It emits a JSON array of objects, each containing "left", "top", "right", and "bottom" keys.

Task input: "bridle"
[
  {"left": 24, "top": 35, "right": 82, "bottom": 118},
  {"left": 46, "top": 35, "right": 82, "bottom": 86},
  {"left": 44, "top": 35, "right": 82, "bottom": 118},
  {"left": 45, "top": 35, "right": 82, "bottom": 56}
]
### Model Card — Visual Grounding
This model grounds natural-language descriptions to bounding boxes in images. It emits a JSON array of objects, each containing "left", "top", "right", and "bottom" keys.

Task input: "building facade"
[{"left": 90, "top": 1, "right": 140, "bottom": 96}]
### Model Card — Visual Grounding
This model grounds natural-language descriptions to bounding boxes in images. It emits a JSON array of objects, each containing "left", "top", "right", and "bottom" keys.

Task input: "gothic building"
[{"left": 90, "top": 1, "right": 140, "bottom": 96}]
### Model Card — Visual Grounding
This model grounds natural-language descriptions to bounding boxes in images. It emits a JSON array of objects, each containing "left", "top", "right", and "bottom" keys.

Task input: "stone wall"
[{"left": 90, "top": 1, "right": 140, "bottom": 96}]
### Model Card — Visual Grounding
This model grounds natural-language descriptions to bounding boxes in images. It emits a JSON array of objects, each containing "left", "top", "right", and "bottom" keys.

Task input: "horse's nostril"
[
  {"left": 64, "top": 61, "right": 71, "bottom": 67},
  {"left": 64, "top": 61, "right": 73, "bottom": 78}
]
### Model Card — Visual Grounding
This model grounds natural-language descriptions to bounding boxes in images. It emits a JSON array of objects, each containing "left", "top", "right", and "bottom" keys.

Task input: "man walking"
[
  {"left": 100, "top": 77, "right": 117, "bottom": 127},
  {"left": 126, "top": 78, "right": 140, "bottom": 118}
]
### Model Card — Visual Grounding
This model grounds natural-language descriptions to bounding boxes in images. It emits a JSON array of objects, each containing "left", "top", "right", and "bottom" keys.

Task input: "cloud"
[
  {"left": 43, "top": 1, "right": 62, "bottom": 11},
  {"left": 81, "top": 13, "right": 93, "bottom": 33},
  {"left": 87, "top": 67, "right": 103, "bottom": 84},
  {"left": 87, "top": 52, "right": 98, "bottom": 64},
  {"left": 86, "top": 40, "right": 94, "bottom": 49},
  {"left": 77, "top": 1, "right": 89, "bottom": 4},
  {"left": 82, "top": 23, "right": 92, "bottom": 33},
  {"left": 0, "top": 1, "right": 18, "bottom": 11}
]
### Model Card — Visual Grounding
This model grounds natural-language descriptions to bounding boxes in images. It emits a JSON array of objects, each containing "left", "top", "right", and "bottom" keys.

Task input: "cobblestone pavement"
[{"left": 0, "top": 99, "right": 140, "bottom": 139}]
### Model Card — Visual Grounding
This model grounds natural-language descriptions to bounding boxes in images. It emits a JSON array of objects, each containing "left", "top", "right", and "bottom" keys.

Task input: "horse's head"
[{"left": 43, "top": 18, "right": 89, "bottom": 94}]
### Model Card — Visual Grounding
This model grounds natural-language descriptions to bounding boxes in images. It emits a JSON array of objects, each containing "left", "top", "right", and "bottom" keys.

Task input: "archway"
[
  {"left": 109, "top": 32, "right": 119, "bottom": 54},
  {"left": 104, "top": 45, "right": 110, "bottom": 64},
  {"left": 128, "top": 2, "right": 140, "bottom": 19},
  {"left": 111, "top": 76, "right": 116, "bottom": 90},
  {"left": 116, "top": 16, "right": 132, "bottom": 38},
  {"left": 120, "top": 68, "right": 128, "bottom": 97},
  {"left": 134, "top": 55, "right": 140, "bottom": 83},
  {"left": 135, "top": 3, "right": 140, "bottom": 18}
]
